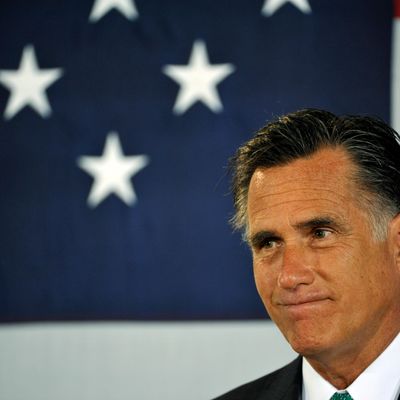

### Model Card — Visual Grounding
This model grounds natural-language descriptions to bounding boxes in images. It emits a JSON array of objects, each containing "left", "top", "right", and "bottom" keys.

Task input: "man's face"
[{"left": 247, "top": 147, "right": 400, "bottom": 362}]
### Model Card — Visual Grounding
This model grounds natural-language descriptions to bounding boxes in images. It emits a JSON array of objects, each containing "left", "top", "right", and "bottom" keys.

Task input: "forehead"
[{"left": 247, "top": 148, "right": 360, "bottom": 228}]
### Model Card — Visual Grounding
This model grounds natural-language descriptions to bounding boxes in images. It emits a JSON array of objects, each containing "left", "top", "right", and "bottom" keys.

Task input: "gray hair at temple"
[{"left": 230, "top": 108, "right": 400, "bottom": 241}]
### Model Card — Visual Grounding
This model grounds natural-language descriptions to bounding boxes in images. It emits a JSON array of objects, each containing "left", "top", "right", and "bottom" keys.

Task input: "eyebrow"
[{"left": 293, "top": 216, "right": 339, "bottom": 230}]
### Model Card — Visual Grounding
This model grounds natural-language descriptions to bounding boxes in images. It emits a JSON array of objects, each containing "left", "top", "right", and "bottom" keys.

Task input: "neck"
[{"left": 305, "top": 324, "right": 400, "bottom": 389}]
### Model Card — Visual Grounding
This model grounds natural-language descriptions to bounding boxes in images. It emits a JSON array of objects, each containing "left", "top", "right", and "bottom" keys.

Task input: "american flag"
[{"left": 0, "top": 0, "right": 393, "bottom": 399}]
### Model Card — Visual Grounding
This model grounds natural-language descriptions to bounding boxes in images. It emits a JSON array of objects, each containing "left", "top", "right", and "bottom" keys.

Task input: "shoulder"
[{"left": 212, "top": 357, "right": 302, "bottom": 400}]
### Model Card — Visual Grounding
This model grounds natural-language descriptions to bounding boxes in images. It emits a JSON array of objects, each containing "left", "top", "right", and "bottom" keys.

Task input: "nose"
[{"left": 277, "top": 244, "right": 315, "bottom": 290}]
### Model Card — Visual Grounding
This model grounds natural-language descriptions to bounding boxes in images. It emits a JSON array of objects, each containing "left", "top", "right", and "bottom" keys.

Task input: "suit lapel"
[{"left": 256, "top": 356, "right": 302, "bottom": 400}]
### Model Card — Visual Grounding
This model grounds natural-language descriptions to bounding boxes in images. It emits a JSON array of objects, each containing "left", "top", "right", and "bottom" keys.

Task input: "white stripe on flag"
[
  {"left": 392, "top": 12, "right": 400, "bottom": 132},
  {"left": 0, "top": 321, "right": 296, "bottom": 400}
]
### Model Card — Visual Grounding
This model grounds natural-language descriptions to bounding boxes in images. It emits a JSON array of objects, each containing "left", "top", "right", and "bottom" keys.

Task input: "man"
[{"left": 214, "top": 109, "right": 400, "bottom": 399}]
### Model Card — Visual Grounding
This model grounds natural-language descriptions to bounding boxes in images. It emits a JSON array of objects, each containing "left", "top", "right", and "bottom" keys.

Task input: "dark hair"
[{"left": 231, "top": 108, "right": 400, "bottom": 239}]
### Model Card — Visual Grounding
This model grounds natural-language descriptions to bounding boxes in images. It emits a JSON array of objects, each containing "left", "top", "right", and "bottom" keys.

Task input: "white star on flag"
[
  {"left": 0, "top": 45, "right": 63, "bottom": 120},
  {"left": 77, "top": 132, "right": 149, "bottom": 208},
  {"left": 163, "top": 40, "right": 235, "bottom": 115},
  {"left": 89, "top": 0, "right": 138, "bottom": 22},
  {"left": 262, "top": 0, "right": 312, "bottom": 16}
]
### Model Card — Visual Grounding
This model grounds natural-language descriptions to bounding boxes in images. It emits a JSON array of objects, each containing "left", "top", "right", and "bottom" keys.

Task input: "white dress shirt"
[{"left": 302, "top": 331, "right": 400, "bottom": 400}]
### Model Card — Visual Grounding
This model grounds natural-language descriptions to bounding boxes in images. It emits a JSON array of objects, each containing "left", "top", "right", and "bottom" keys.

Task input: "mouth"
[
  {"left": 284, "top": 298, "right": 329, "bottom": 307},
  {"left": 283, "top": 298, "right": 329, "bottom": 306},
  {"left": 277, "top": 296, "right": 332, "bottom": 317}
]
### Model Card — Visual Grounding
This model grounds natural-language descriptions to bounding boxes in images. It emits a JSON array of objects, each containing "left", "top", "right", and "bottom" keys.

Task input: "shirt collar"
[{"left": 302, "top": 331, "right": 400, "bottom": 400}]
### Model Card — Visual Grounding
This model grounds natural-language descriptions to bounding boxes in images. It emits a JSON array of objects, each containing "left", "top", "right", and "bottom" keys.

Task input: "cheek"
[
  {"left": 333, "top": 249, "right": 393, "bottom": 317},
  {"left": 253, "top": 260, "right": 276, "bottom": 305}
]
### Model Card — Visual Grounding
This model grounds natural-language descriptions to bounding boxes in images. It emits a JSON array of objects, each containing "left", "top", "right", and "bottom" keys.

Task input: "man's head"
[
  {"left": 231, "top": 109, "right": 400, "bottom": 368},
  {"left": 232, "top": 108, "right": 400, "bottom": 240}
]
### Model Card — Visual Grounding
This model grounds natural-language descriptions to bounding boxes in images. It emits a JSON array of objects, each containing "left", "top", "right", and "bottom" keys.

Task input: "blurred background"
[{"left": 0, "top": 0, "right": 395, "bottom": 398}]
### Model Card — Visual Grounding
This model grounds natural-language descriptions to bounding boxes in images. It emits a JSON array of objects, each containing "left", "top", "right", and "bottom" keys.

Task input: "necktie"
[{"left": 330, "top": 391, "right": 353, "bottom": 400}]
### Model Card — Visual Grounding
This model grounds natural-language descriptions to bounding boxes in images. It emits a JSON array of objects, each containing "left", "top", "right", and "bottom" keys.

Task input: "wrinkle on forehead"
[
  {"left": 250, "top": 147, "right": 354, "bottom": 187},
  {"left": 250, "top": 197, "right": 348, "bottom": 222},
  {"left": 252, "top": 189, "right": 348, "bottom": 208}
]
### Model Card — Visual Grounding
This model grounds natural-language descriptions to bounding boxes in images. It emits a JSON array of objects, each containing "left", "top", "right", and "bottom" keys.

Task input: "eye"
[
  {"left": 260, "top": 237, "right": 281, "bottom": 251},
  {"left": 313, "top": 228, "right": 332, "bottom": 239},
  {"left": 264, "top": 239, "right": 278, "bottom": 248},
  {"left": 250, "top": 233, "right": 282, "bottom": 253}
]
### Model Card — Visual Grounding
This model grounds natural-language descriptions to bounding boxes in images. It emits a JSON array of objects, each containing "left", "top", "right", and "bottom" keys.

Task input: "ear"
[{"left": 388, "top": 213, "right": 400, "bottom": 269}]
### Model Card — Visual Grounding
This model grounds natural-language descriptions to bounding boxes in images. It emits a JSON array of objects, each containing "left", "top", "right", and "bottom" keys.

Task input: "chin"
[
  {"left": 289, "top": 338, "right": 325, "bottom": 357},
  {"left": 281, "top": 325, "right": 328, "bottom": 357}
]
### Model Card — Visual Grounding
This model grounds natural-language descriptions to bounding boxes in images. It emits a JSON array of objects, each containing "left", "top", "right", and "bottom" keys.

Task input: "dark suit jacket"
[
  {"left": 213, "top": 356, "right": 400, "bottom": 400},
  {"left": 212, "top": 357, "right": 302, "bottom": 400}
]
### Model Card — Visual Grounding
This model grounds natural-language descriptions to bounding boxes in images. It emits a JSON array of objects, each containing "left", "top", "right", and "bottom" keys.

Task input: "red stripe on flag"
[{"left": 395, "top": 0, "right": 400, "bottom": 17}]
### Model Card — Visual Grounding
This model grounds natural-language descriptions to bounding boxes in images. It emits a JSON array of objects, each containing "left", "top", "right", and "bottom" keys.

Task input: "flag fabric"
[
  {"left": 0, "top": 0, "right": 394, "bottom": 399},
  {"left": 393, "top": 0, "right": 400, "bottom": 131}
]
